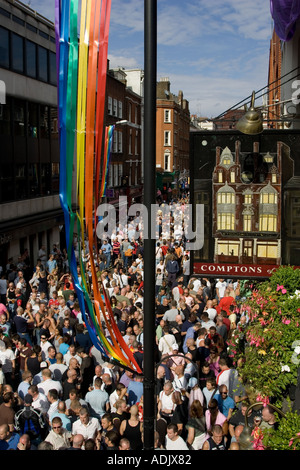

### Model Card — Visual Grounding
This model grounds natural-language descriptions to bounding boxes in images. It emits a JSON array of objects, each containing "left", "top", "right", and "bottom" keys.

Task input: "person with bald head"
[
  {"left": 17, "top": 433, "right": 37, "bottom": 450},
  {"left": 0, "top": 423, "right": 20, "bottom": 450},
  {"left": 119, "top": 404, "right": 143, "bottom": 451},
  {"left": 101, "top": 372, "right": 116, "bottom": 395},
  {"left": 50, "top": 399, "right": 72, "bottom": 432},
  {"left": 84, "top": 377, "right": 109, "bottom": 420},
  {"left": 69, "top": 433, "right": 84, "bottom": 450}
]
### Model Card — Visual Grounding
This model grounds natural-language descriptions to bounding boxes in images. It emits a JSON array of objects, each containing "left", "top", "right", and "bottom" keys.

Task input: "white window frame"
[
  {"left": 164, "top": 109, "right": 171, "bottom": 123},
  {"left": 164, "top": 153, "right": 170, "bottom": 171},
  {"left": 164, "top": 130, "right": 171, "bottom": 146}
]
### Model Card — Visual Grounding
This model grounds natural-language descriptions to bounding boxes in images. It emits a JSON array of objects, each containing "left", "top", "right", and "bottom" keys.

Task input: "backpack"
[
  {"left": 125, "top": 248, "right": 133, "bottom": 257},
  {"left": 16, "top": 408, "right": 44, "bottom": 440},
  {"left": 23, "top": 417, "right": 40, "bottom": 439}
]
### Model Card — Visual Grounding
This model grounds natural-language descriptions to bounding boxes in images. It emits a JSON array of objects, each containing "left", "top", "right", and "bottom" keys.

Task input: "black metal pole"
[{"left": 143, "top": 0, "right": 157, "bottom": 451}]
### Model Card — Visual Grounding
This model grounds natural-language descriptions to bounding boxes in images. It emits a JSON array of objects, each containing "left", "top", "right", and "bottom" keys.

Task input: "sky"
[{"left": 27, "top": 0, "right": 273, "bottom": 118}]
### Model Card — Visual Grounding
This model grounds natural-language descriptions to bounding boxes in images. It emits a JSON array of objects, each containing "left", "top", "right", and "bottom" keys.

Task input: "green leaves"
[
  {"left": 262, "top": 411, "right": 300, "bottom": 450},
  {"left": 234, "top": 266, "right": 300, "bottom": 401}
]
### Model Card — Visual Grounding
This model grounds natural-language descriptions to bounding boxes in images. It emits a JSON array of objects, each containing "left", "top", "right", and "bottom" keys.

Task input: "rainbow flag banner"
[{"left": 55, "top": 0, "right": 142, "bottom": 373}]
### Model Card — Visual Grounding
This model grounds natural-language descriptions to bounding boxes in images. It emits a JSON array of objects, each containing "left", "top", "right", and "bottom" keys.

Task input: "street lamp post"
[{"left": 143, "top": 0, "right": 157, "bottom": 451}]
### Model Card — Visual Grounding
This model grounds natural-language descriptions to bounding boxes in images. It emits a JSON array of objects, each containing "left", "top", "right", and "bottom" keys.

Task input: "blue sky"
[{"left": 28, "top": 0, "right": 273, "bottom": 117}]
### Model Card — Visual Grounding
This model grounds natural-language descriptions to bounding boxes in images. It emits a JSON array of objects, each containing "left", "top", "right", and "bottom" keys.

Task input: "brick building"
[
  {"left": 156, "top": 78, "right": 190, "bottom": 191},
  {"left": 105, "top": 66, "right": 143, "bottom": 207}
]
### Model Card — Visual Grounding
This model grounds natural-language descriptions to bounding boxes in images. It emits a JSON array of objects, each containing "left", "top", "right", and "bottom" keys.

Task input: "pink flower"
[{"left": 277, "top": 284, "right": 287, "bottom": 294}]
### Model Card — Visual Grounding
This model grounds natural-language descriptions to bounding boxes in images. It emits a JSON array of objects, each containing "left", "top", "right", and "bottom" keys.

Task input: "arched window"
[
  {"left": 217, "top": 183, "right": 236, "bottom": 231},
  {"left": 259, "top": 184, "right": 278, "bottom": 232}
]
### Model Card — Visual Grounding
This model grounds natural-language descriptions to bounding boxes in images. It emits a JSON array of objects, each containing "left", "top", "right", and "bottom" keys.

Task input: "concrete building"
[{"left": 0, "top": 0, "right": 62, "bottom": 269}]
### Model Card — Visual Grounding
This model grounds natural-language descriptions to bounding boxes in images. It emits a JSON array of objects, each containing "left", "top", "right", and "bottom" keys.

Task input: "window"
[
  {"left": 13, "top": 100, "right": 25, "bottom": 136},
  {"left": 28, "top": 102, "right": 38, "bottom": 137},
  {"left": 164, "top": 130, "right": 171, "bottom": 146},
  {"left": 217, "top": 213, "right": 235, "bottom": 230},
  {"left": 38, "top": 46, "right": 48, "bottom": 82},
  {"left": 129, "top": 129, "right": 132, "bottom": 154},
  {"left": 259, "top": 214, "right": 277, "bottom": 232},
  {"left": 26, "top": 23, "right": 37, "bottom": 33},
  {"left": 108, "top": 165, "right": 113, "bottom": 187},
  {"left": 0, "top": 98, "right": 11, "bottom": 135},
  {"left": 223, "top": 157, "right": 231, "bottom": 165},
  {"left": 164, "top": 109, "right": 171, "bottom": 122},
  {"left": 164, "top": 154, "right": 170, "bottom": 171},
  {"left": 217, "top": 192, "right": 235, "bottom": 204},
  {"left": 49, "top": 51, "right": 57, "bottom": 85},
  {"left": 40, "top": 105, "right": 49, "bottom": 138},
  {"left": 272, "top": 173, "right": 277, "bottom": 183},
  {"left": 260, "top": 191, "right": 278, "bottom": 204},
  {"left": 0, "top": 27, "right": 9, "bottom": 68},
  {"left": 114, "top": 163, "right": 119, "bottom": 186},
  {"left": 128, "top": 102, "right": 132, "bottom": 122},
  {"left": 243, "top": 214, "right": 252, "bottom": 232},
  {"left": 257, "top": 242, "right": 278, "bottom": 259},
  {"left": 12, "top": 15, "right": 25, "bottom": 26},
  {"left": 135, "top": 131, "right": 138, "bottom": 155},
  {"left": 118, "top": 100, "right": 123, "bottom": 119},
  {"left": 243, "top": 240, "right": 252, "bottom": 257},
  {"left": 50, "top": 107, "right": 59, "bottom": 139},
  {"left": 118, "top": 131, "right": 122, "bottom": 153},
  {"left": 26, "top": 40, "right": 37, "bottom": 78},
  {"left": 39, "top": 30, "right": 49, "bottom": 40},
  {"left": 244, "top": 194, "right": 252, "bottom": 204},
  {"left": 108, "top": 96, "right": 112, "bottom": 115},
  {"left": 113, "top": 131, "right": 118, "bottom": 153},
  {"left": 263, "top": 153, "right": 274, "bottom": 163},
  {"left": 118, "top": 163, "right": 123, "bottom": 185},
  {"left": 218, "top": 172, "right": 223, "bottom": 183},
  {"left": 113, "top": 99, "right": 117, "bottom": 116},
  {"left": 217, "top": 241, "right": 239, "bottom": 256},
  {"left": 12, "top": 33, "right": 24, "bottom": 73},
  {"left": 230, "top": 171, "right": 235, "bottom": 183}
]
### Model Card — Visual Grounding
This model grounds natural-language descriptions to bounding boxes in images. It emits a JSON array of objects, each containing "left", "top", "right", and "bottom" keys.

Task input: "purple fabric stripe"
[{"left": 270, "top": 0, "right": 300, "bottom": 41}]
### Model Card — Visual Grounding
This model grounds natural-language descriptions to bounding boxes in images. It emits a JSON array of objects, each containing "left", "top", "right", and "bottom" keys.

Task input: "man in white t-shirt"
[
  {"left": 204, "top": 299, "right": 217, "bottom": 322},
  {"left": 157, "top": 381, "right": 175, "bottom": 423},
  {"left": 215, "top": 279, "right": 227, "bottom": 300},
  {"left": 37, "top": 368, "right": 63, "bottom": 397},
  {"left": 158, "top": 326, "right": 177, "bottom": 356},
  {"left": 216, "top": 359, "right": 232, "bottom": 389},
  {"left": 165, "top": 423, "right": 189, "bottom": 450}
]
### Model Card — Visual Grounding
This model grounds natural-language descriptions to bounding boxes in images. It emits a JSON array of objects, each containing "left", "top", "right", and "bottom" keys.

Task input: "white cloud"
[{"left": 108, "top": 54, "right": 139, "bottom": 69}]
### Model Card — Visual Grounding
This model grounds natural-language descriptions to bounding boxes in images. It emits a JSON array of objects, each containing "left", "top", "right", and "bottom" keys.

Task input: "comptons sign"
[{"left": 194, "top": 262, "right": 280, "bottom": 278}]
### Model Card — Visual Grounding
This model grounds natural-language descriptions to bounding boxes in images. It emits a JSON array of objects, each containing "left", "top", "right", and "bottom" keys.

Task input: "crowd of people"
[{"left": 0, "top": 194, "right": 272, "bottom": 451}]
